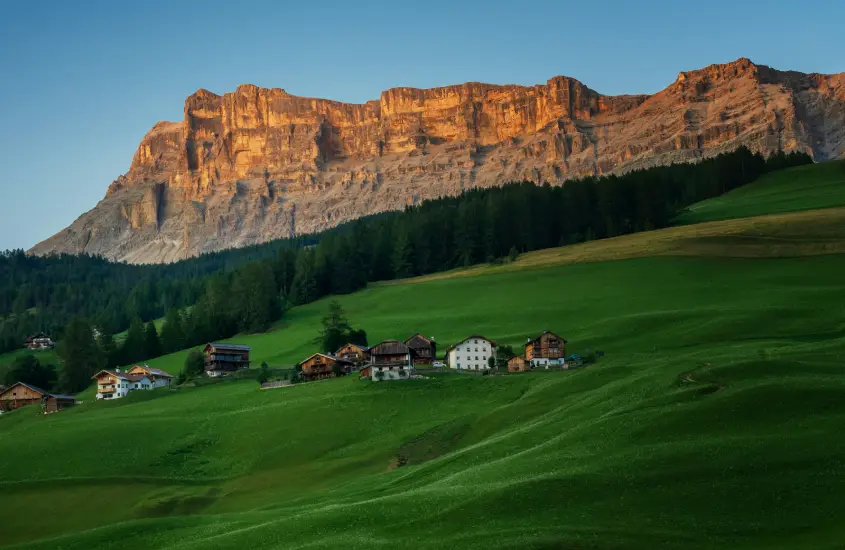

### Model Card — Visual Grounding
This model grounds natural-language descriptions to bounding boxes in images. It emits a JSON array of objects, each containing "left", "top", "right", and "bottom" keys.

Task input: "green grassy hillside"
[
  {"left": 3, "top": 243, "right": 845, "bottom": 547},
  {"left": 676, "top": 159, "right": 845, "bottom": 224},
  {"left": 3, "top": 161, "right": 845, "bottom": 549}
]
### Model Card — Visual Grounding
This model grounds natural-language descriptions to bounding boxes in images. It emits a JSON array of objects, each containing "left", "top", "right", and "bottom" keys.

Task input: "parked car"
[{"left": 432, "top": 361, "right": 446, "bottom": 368}]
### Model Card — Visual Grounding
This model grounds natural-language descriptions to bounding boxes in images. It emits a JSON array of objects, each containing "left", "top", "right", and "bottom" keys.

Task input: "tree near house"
[
  {"left": 58, "top": 317, "right": 103, "bottom": 393},
  {"left": 496, "top": 344, "right": 517, "bottom": 370},
  {"left": 316, "top": 300, "right": 351, "bottom": 353},
  {"left": 160, "top": 308, "right": 186, "bottom": 354},
  {"left": 144, "top": 322, "right": 162, "bottom": 359},
  {"left": 183, "top": 349, "right": 205, "bottom": 380},
  {"left": 258, "top": 361, "right": 270, "bottom": 384},
  {"left": 290, "top": 364, "right": 302, "bottom": 384}
]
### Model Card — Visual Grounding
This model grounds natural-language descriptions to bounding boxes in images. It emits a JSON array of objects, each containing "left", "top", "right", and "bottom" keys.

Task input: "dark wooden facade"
[
  {"left": 44, "top": 394, "right": 75, "bottom": 413},
  {"left": 370, "top": 340, "right": 414, "bottom": 367},
  {"left": 404, "top": 334, "right": 435, "bottom": 365},
  {"left": 507, "top": 356, "right": 530, "bottom": 373},
  {"left": 204, "top": 343, "right": 251, "bottom": 374},
  {"left": 299, "top": 353, "right": 353, "bottom": 381},
  {"left": 525, "top": 331, "right": 567, "bottom": 361},
  {"left": 335, "top": 343, "right": 370, "bottom": 364}
]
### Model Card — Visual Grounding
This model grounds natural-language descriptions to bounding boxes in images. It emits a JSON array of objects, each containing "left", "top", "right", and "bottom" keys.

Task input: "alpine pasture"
[{"left": 2, "top": 162, "right": 845, "bottom": 549}]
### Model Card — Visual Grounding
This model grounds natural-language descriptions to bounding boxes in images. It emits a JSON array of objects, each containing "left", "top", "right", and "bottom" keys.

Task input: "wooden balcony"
[{"left": 97, "top": 385, "right": 116, "bottom": 393}]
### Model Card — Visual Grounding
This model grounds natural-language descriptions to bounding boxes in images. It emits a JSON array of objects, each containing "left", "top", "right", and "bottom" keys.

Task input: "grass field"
[
  {"left": 675, "top": 159, "right": 845, "bottom": 224},
  {"left": 2, "top": 161, "right": 845, "bottom": 549}
]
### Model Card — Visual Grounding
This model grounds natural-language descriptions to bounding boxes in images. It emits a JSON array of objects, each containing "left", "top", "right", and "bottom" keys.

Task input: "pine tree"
[
  {"left": 316, "top": 300, "right": 352, "bottom": 353},
  {"left": 392, "top": 224, "right": 414, "bottom": 279},
  {"left": 98, "top": 330, "right": 119, "bottom": 369},
  {"left": 233, "top": 262, "right": 279, "bottom": 333},
  {"left": 160, "top": 308, "right": 186, "bottom": 354},
  {"left": 58, "top": 317, "right": 102, "bottom": 393},
  {"left": 290, "top": 249, "right": 318, "bottom": 306},
  {"left": 144, "top": 321, "right": 162, "bottom": 360},
  {"left": 122, "top": 317, "right": 146, "bottom": 365}
]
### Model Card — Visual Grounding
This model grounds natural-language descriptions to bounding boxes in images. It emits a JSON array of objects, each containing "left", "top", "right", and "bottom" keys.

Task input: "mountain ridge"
[{"left": 30, "top": 58, "right": 845, "bottom": 263}]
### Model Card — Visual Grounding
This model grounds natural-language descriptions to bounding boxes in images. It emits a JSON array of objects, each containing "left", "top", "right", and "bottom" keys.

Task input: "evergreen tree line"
[{"left": 1, "top": 148, "right": 812, "bottom": 363}]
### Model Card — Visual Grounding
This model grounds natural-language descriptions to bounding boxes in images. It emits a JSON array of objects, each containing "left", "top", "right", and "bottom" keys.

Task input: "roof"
[
  {"left": 90, "top": 370, "right": 147, "bottom": 382},
  {"left": 404, "top": 333, "right": 434, "bottom": 345},
  {"left": 507, "top": 355, "right": 528, "bottom": 363},
  {"left": 445, "top": 335, "right": 497, "bottom": 352},
  {"left": 47, "top": 393, "right": 75, "bottom": 401},
  {"left": 370, "top": 340, "right": 412, "bottom": 355},
  {"left": 0, "top": 381, "right": 49, "bottom": 397},
  {"left": 206, "top": 342, "right": 252, "bottom": 352},
  {"left": 0, "top": 382, "right": 73, "bottom": 400},
  {"left": 132, "top": 365, "right": 173, "bottom": 378},
  {"left": 336, "top": 343, "right": 370, "bottom": 353},
  {"left": 524, "top": 330, "right": 568, "bottom": 347},
  {"left": 301, "top": 352, "right": 354, "bottom": 365}
]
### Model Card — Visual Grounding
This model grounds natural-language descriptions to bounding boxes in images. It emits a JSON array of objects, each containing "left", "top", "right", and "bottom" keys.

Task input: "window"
[{"left": 474, "top": 340, "right": 478, "bottom": 344}]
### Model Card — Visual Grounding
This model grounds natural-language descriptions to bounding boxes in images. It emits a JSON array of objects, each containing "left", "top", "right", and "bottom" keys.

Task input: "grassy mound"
[{"left": 675, "top": 159, "right": 845, "bottom": 224}]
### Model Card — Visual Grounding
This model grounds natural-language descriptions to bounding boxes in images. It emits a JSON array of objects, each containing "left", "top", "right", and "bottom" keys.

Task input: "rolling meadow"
[{"left": 1, "top": 161, "right": 845, "bottom": 549}]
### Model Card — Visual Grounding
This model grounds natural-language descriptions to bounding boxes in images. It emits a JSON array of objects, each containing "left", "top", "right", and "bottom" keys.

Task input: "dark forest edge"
[{"left": 0, "top": 148, "right": 812, "bottom": 391}]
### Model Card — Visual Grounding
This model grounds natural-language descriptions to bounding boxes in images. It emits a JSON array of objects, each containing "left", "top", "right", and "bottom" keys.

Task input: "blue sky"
[{"left": 0, "top": 0, "right": 842, "bottom": 251}]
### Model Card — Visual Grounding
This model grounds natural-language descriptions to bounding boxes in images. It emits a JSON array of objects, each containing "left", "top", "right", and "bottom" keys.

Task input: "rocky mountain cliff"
[{"left": 30, "top": 58, "right": 845, "bottom": 264}]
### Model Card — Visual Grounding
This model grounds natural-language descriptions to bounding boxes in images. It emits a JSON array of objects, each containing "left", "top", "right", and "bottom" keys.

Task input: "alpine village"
[{"left": 0, "top": 320, "right": 581, "bottom": 413}]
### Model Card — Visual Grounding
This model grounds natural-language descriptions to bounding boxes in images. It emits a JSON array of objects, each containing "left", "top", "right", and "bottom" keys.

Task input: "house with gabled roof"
[
  {"left": 128, "top": 365, "right": 174, "bottom": 388},
  {"left": 335, "top": 343, "right": 370, "bottom": 365},
  {"left": 404, "top": 333, "right": 436, "bottom": 365},
  {"left": 507, "top": 356, "right": 530, "bottom": 373},
  {"left": 203, "top": 343, "right": 251, "bottom": 377},
  {"left": 446, "top": 335, "right": 497, "bottom": 371},
  {"left": 367, "top": 340, "right": 415, "bottom": 381},
  {"left": 91, "top": 369, "right": 154, "bottom": 400},
  {"left": 25, "top": 333, "right": 55, "bottom": 350},
  {"left": 0, "top": 382, "right": 75, "bottom": 413},
  {"left": 525, "top": 330, "right": 567, "bottom": 368},
  {"left": 299, "top": 353, "right": 354, "bottom": 381}
]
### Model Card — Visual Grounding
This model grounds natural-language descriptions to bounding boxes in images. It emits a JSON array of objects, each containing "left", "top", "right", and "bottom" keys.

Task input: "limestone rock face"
[{"left": 31, "top": 58, "right": 845, "bottom": 264}]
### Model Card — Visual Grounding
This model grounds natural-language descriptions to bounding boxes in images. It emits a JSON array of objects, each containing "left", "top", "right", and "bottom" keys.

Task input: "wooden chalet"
[
  {"left": 204, "top": 343, "right": 251, "bottom": 377},
  {"left": 299, "top": 353, "right": 354, "bottom": 381},
  {"left": 368, "top": 340, "right": 415, "bottom": 381},
  {"left": 128, "top": 365, "right": 174, "bottom": 388},
  {"left": 404, "top": 333, "right": 436, "bottom": 365},
  {"left": 507, "top": 356, "right": 530, "bottom": 373},
  {"left": 25, "top": 333, "right": 55, "bottom": 350},
  {"left": 335, "top": 343, "right": 371, "bottom": 364},
  {"left": 0, "top": 382, "right": 74, "bottom": 413},
  {"left": 524, "top": 331, "right": 567, "bottom": 368}
]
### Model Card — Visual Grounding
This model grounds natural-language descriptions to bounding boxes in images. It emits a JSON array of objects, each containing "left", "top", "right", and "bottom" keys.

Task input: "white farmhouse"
[
  {"left": 446, "top": 335, "right": 497, "bottom": 371},
  {"left": 91, "top": 366, "right": 172, "bottom": 400},
  {"left": 366, "top": 340, "right": 415, "bottom": 381}
]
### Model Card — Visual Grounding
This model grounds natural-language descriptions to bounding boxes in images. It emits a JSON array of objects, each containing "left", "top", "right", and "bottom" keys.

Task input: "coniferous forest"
[{"left": 0, "top": 148, "right": 812, "bottom": 385}]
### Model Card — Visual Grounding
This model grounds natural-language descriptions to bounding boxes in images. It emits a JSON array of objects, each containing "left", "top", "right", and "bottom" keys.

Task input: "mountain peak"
[{"left": 30, "top": 59, "right": 845, "bottom": 263}]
